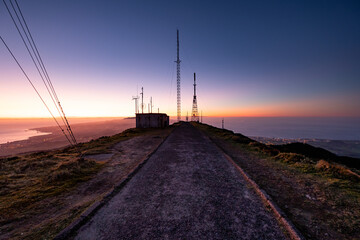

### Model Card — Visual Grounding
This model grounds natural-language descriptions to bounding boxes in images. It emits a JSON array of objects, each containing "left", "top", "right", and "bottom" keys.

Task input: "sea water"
[
  {"left": 0, "top": 129, "right": 50, "bottom": 144},
  {"left": 0, "top": 119, "right": 53, "bottom": 144},
  {"left": 0, "top": 118, "right": 123, "bottom": 144},
  {"left": 1, "top": 117, "right": 359, "bottom": 144},
  {"left": 201, "top": 117, "right": 360, "bottom": 141}
]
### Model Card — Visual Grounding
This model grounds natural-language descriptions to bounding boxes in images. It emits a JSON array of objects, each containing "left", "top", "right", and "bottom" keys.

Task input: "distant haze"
[{"left": 203, "top": 117, "right": 360, "bottom": 141}]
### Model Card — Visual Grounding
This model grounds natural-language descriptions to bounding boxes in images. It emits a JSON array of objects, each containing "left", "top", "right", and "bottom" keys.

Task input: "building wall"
[{"left": 136, "top": 113, "right": 169, "bottom": 128}]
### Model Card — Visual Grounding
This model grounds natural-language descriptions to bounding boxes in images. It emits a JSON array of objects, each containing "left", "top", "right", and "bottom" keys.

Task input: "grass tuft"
[
  {"left": 315, "top": 160, "right": 360, "bottom": 182},
  {"left": 273, "top": 152, "right": 314, "bottom": 164}
]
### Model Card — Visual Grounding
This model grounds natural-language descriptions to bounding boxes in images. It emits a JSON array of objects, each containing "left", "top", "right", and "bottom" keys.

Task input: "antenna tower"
[
  {"left": 176, "top": 29, "right": 181, "bottom": 121},
  {"left": 191, "top": 73, "right": 199, "bottom": 122},
  {"left": 140, "top": 87, "right": 144, "bottom": 114}
]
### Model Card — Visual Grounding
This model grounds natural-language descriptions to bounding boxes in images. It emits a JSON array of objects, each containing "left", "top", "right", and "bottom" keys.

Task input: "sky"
[{"left": 0, "top": 0, "right": 360, "bottom": 118}]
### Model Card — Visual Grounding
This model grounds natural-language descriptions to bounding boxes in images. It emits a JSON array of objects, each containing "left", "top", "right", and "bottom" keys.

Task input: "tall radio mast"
[
  {"left": 191, "top": 73, "right": 199, "bottom": 122},
  {"left": 176, "top": 29, "right": 181, "bottom": 121}
]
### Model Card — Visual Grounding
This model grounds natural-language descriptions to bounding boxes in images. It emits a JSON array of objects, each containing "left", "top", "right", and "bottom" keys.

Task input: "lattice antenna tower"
[
  {"left": 191, "top": 73, "right": 199, "bottom": 122},
  {"left": 175, "top": 29, "right": 181, "bottom": 121}
]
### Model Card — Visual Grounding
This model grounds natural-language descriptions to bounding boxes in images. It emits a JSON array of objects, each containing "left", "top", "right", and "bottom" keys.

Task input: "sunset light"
[{"left": 1, "top": 1, "right": 359, "bottom": 239}]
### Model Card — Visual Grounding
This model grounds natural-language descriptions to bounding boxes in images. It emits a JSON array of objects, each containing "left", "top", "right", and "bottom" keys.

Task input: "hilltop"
[
  {"left": 0, "top": 126, "right": 174, "bottom": 239},
  {"left": 193, "top": 122, "right": 360, "bottom": 239},
  {"left": 0, "top": 122, "right": 359, "bottom": 239}
]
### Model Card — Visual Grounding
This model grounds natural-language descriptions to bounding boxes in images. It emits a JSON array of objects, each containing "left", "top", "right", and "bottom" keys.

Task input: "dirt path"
[{"left": 74, "top": 123, "right": 287, "bottom": 239}]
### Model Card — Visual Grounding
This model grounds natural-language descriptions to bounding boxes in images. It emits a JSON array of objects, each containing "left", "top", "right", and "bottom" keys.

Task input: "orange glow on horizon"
[{"left": 1, "top": 74, "right": 359, "bottom": 118}]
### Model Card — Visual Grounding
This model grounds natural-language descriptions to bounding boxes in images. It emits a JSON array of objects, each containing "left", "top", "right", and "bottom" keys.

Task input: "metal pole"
[
  {"left": 150, "top": 97, "right": 153, "bottom": 113},
  {"left": 141, "top": 87, "right": 144, "bottom": 114}
]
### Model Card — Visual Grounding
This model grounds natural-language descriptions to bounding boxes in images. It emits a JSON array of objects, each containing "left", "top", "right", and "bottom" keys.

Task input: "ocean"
[
  {"left": 1, "top": 117, "right": 359, "bottom": 157},
  {"left": 0, "top": 119, "right": 54, "bottom": 144},
  {"left": 0, "top": 117, "right": 125, "bottom": 144},
  {"left": 2, "top": 117, "right": 359, "bottom": 144},
  {"left": 200, "top": 117, "right": 360, "bottom": 141}
]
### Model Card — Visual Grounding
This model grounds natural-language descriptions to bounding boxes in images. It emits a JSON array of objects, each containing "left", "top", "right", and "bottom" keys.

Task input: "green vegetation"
[{"left": 193, "top": 122, "right": 360, "bottom": 240}]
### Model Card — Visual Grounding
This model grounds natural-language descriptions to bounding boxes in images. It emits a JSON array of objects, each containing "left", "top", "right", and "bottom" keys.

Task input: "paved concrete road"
[{"left": 74, "top": 123, "right": 287, "bottom": 240}]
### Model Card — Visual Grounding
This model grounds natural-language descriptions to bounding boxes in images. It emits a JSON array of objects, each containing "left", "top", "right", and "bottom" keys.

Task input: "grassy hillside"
[
  {"left": 193, "top": 122, "right": 360, "bottom": 240},
  {"left": 0, "top": 127, "right": 173, "bottom": 239}
]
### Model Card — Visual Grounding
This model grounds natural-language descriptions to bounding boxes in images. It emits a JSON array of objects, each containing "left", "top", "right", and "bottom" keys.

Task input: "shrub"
[
  {"left": 46, "top": 158, "right": 97, "bottom": 183},
  {"left": 273, "top": 153, "right": 308, "bottom": 164},
  {"left": 315, "top": 160, "right": 360, "bottom": 182},
  {"left": 249, "top": 142, "right": 280, "bottom": 156}
]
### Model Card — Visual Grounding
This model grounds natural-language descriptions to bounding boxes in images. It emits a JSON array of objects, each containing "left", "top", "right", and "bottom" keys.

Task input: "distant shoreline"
[
  {"left": 1, "top": 118, "right": 359, "bottom": 158},
  {"left": 0, "top": 118, "right": 135, "bottom": 157},
  {"left": 0, "top": 129, "right": 51, "bottom": 145},
  {"left": 251, "top": 136, "right": 360, "bottom": 158}
]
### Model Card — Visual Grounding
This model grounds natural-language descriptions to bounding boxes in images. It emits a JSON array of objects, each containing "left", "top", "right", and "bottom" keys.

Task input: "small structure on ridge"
[{"left": 136, "top": 113, "right": 169, "bottom": 128}]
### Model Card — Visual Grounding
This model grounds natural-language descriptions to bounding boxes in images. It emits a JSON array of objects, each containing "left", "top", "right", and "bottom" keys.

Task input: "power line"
[
  {"left": 12, "top": 0, "right": 70, "bottom": 128},
  {"left": 4, "top": 0, "right": 67, "bottom": 129},
  {"left": 14, "top": 0, "right": 59, "bottom": 102},
  {"left": 9, "top": 0, "right": 77, "bottom": 145},
  {"left": 0, "top": 36, "right": 74, "bottom": 146},
  {"left": 3, "top": 0, "right": 78, "bottom": 147}
]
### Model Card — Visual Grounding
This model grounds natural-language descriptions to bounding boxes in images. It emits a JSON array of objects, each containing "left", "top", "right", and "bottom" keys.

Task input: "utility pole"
[
  {"left": 150, "top": 97, "right": 153, "bottom": 113},
  {"left": 222, "top": 118, "right": 224, "bottom": 129},
  {"left": 175, "top": 29, "right": 181, "bottom": 121},
  {"left": 141, "top": 87, "right": 144, "bottom": 114},
  {"left": 201, "top": 110, "right": 203, "bottom": 123},
  {"left": 186, "top": 111, "right": 188, "bottom": 122},
  {"left": 132, "top": 91, "right": 139, "bottom": 116}
]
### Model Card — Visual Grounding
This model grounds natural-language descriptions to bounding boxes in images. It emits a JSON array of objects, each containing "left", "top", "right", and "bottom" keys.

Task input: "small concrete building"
[{"left": 136, "top": 113, "right": 169, "bottom": 128}]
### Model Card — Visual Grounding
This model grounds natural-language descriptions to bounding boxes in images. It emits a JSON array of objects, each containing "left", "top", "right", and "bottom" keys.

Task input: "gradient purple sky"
[{"left": 1, "top": 0, "right": 359, "bottom": 117}]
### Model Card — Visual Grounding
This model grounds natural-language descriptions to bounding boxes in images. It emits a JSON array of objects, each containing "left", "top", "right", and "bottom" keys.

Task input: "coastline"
[
  {"left": 1, "top": 118, "right": 359, "bottom": 158},
  {"left": 251, "top": 136, "right": 360, "bottom": 158},
  {"left": 0, "top": 129, "right": 51, "bottom": 145},
  {"left": 0, "top": 118, "right": 135, "bottom": 157}
]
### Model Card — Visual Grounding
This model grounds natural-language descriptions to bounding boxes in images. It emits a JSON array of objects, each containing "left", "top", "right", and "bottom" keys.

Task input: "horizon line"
[{"left": 0, "top": 115, "right": 359, "bottom": 119}]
